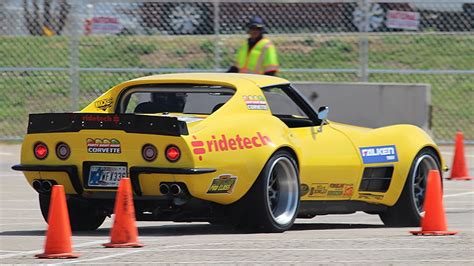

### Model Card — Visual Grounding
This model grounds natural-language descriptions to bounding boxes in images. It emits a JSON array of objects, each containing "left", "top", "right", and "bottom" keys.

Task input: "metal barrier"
[
  {"left": 294, "top": 82, "right": 431, "bottom": 132},
  {"left": 0, "top": 0, "right": 473, "bottom": 142}
]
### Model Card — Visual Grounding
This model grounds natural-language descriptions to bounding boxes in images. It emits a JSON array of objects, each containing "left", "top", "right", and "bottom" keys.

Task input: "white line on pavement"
[
  {"left": 137, "top": 236, "right": 447, "bottom": 242},
  {"left": 444, "top": 191, "right": 474, "bottom": 198},
  {"left": 0, "top": 240, "right": 105, "bottom": 259},
  {"left": 55, "top": 243, "right": 226, "bottom": 265},
  {"left": 58, "top": 249, "right": 144, "bottom": 265},
  {"left": 56, "top": 246, "right": 470, "bottom": 264},
  {"left": 140, "top": 247, "right": 471, "bottom": 252},
  {"left": 0, "top": 152, "right": 14, "bottom": 156},
  {"left": 78, "top": 259, "right": 474, "bottom": 265}
]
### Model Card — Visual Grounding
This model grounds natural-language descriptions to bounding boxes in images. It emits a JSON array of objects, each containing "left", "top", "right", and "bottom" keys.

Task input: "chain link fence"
[{"left": 1, "top": 0, "right": 473, "bottom": 142}]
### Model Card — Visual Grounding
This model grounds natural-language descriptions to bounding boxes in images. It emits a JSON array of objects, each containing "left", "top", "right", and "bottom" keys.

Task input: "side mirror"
[
  {"left": 317, "top": 106, "right": 329, "bottom": 121},
  {"left": 317, "top": 106, "right": 329, "bottom": 133}
]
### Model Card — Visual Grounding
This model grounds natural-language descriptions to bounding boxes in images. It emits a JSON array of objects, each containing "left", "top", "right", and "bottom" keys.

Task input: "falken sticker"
[
  {"left": 243, "top": 95, "right": 268, "bottom": 110},
  {"left": 86, "top": 138, "right": 121, "bottom": 154},
  {"left": 207, "top": 174, "right": 237, "bottom": 194},
  {"left": 359, "top": 145, "right": 398, "bottom": 164}
]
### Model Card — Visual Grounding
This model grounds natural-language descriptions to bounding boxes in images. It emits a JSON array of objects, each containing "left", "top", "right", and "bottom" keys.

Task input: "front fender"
[{"left": 344, "top": 124, "right": 442, "bottom": 206}]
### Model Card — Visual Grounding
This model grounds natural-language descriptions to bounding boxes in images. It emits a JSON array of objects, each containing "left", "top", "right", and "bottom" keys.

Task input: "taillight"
[
  {"left": 165, "top": 145, "right": 181, "bottom": 162},
  {"left": 142, "top": 144, "right": 157, "bottom": 162},
  {"left": 34, "top": 142, "right": 48, "bottom": 160},
  {"left": 56, "top": 142, "right": 71, "bottom": 160}
]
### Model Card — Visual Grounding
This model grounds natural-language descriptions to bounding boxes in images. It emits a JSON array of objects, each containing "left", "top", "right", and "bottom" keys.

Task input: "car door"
[{"left": 262, "top": 85, "right": 362, "bottom": 200}]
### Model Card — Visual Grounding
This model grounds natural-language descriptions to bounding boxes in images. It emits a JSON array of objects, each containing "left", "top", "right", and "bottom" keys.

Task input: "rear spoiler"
[{"left": 27, "top": 113, "right": 188, "bottom": 136}]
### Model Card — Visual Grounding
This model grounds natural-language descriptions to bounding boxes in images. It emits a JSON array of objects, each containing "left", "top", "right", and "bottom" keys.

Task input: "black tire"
[
  {"left": 379, "top": 148, "right": 441, "bottom": 227},
  {"left": 233, "top": 150, "right": 300, "bottom": 233},
  {"left": 39, "top": 194, "right": 106, "bottom": 231}
]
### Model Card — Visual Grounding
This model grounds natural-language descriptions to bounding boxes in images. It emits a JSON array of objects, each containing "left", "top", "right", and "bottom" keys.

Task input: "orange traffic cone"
[
  {"left": 410, "top": 170, "right": 457, "bottom": 236},
  {"left": 36, "top": 185, "right": 79, "bottom": 258},
  {"left": 103, "top": 178, "right": 143, "bottom": 248},
  {"left": 448, "top": 131, "right": 473, "bottom": 180}
]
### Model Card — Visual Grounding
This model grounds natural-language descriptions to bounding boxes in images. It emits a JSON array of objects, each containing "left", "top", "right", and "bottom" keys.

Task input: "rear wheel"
[
  {"left": 39, "top": 194, "right": 106, "bottom": 231},
  {"left": 379, "top": 148, "right": 441, "bottom": 227},
  {"left": 234, "top": 150, "right": 300, "bottom": 232}
]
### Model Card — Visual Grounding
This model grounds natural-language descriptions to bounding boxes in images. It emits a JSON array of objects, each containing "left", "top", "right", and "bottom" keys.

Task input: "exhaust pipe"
[
  {"left": 32, "top": 180, "right": 42, "bottom": 192},
  {"left": 41, "top": 180, "right": 53, "bottom": 192},
  {"left": 170, "top": 183, "right": 189, "bottom": 206},
  {"left": 170, "top": 184, "right": 182, "bottom": 196},
  {"left": 159, "top": 183, "right": 170, "bottom": 195}
]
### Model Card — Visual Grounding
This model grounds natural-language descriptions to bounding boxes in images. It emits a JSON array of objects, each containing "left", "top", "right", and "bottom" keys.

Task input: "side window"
[
  {"left": 263, "top": 87, "right": 308, "bottom": 118},
  {"left": 262, "top": 86, "right": 315, "bottom": 128}
]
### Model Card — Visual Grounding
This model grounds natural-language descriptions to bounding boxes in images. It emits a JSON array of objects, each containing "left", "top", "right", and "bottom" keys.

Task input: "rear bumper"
[
  {"left": 12, "top": 164, "right": 83, "bottom": 194},
  {"left": 11, "top": 164, "right": 216, "bottom": 196},
  {"left": 129, "top": 167, "right": 216, "bottom": 196}
]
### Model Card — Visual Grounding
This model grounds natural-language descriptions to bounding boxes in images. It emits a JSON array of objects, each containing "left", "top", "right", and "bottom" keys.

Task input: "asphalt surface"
[{"left": 0, "top": 144, "right": 473, "bottom": 265}]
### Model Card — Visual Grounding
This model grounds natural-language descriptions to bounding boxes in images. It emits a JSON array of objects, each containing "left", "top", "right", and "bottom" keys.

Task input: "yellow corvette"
[{"left": 13, "top": 73, "right": 445, "bottom": 232}]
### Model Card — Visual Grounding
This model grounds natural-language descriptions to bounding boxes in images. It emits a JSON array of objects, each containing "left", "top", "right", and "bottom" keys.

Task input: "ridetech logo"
[
  {"left": 81, "top": 114, "right": 120, "bottom": 125},
  {"left": 191, "top": 132, "right": 272, "bottom": 161},
  {"left": 359, "top": 145, "right": 398, "bottom": 164}
]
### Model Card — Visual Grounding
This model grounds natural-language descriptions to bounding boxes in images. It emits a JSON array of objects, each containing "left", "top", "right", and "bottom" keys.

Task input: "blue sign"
[{"left": 359, "top": 145, "right": 398, "bottom": 164}]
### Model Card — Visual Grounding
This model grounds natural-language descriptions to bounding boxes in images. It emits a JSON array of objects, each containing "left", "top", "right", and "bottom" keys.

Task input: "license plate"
[{"left": 88, "top": 165, "right": 128, "bottom": 187}]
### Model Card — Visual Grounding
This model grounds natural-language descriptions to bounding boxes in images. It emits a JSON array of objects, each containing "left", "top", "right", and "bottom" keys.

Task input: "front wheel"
[
  {"left": 235, "top": 150, "right": 300, "bottom": 232},
  {"left": 379, "top": 148, "right": 441, "bottom": 227},
  {"left": 39, "top": 194, "right": 106, "bottom": 231}
]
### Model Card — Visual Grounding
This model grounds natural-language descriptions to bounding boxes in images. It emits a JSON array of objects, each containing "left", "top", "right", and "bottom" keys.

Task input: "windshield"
[{"left": 119, "top": 85, "right": 235, "bottom": 115}]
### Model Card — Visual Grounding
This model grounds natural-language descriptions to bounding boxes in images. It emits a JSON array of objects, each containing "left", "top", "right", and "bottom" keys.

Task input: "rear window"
[{"left": 119, "top": 85, "right": 234, "bottom": 115}]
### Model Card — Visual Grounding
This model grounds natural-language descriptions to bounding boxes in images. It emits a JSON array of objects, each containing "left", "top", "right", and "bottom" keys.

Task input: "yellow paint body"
[{"left": 18, "top": 73, "right": 444, "bottom": 207}]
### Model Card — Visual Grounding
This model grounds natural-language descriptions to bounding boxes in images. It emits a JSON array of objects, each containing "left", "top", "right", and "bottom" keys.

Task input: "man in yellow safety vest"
[{"left": 227, "top": 16, "right": 279, "bottom": 76}]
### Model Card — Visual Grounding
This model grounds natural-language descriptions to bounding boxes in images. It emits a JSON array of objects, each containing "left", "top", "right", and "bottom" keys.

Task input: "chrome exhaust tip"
[
  {"left": 159, "top": 183, "right": 170, "bottom": 195},
  {"left": 170, "top": 184, "right": 182, "bottom": 196}
]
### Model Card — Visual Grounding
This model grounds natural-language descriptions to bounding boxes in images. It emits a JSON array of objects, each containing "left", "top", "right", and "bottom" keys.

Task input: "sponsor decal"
[
  {"left": 191, "top": 132, "right": 272, "bottom": 161},
  {"left": 309, "top": 183, "right": 328, "bottom": 197},
  {"left": 358, "top": 193, "right": 384, "bottom": 200},
  {"left": 386, "top": 10, "right": 420, "bottom": 31},
  {"left": 300, "top": 184, "right": 309, "bottom": 196},
  {"left": 81, "top": 114, "right": 120, "bottom": 124},
  {"left": 207, "top": 174, "right": 237, "bottom": 194},
  {"left": 359, "top": 145, "right": 398, "bottom": 164},
  {"left": 86, "top": 138, "right": 121, "bottom": 154},
  {"left": 88, "top": 16, "right": 123, "bottom": 35},
  {"left": 343, "top": 185, "right": 354, "bottom": 196},
  {"left": 309, "top": 183, "right": 353, "bottom": 198},
  {"left": 95, "top": 97, "right": 113, "bottom": 111},
  {"left": 243, "top": 95, "right": 268, "bottom": 110}
]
